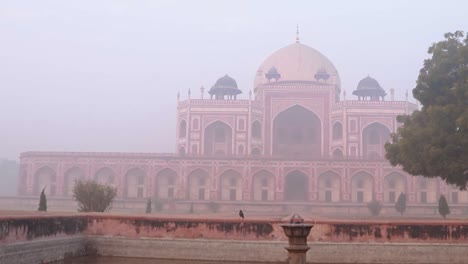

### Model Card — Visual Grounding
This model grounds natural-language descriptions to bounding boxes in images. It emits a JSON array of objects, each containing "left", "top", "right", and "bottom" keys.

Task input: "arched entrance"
[
  {"left": 273, "top": 105, "right": 321, "bottom": 158},
  {"left": 284, "top": 170, "right": 309, "bottom": 201},
  {"left": 362, "top": 122, "right": 391, "bottom": 158},
  {"left": 203, "top": 121, "right": 233, "bottom": 156}
]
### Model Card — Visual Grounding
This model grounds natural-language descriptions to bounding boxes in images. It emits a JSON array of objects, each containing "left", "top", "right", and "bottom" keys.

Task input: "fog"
[{"left": 1, "top": 0, "right": 467, "bottom": 161}]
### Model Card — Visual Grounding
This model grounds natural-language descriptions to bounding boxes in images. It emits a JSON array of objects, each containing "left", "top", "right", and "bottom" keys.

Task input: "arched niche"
[
  {"left": 125, "top": 168, "right": 146, "bottom": 199},
  {"left": 318, "top": 171, "right": 341, "bottom": 202},
  {"left": 351, "top": 171, "right": 374, "bottom": 203},
  {"left": 204, "top": 121, "right": 233, "bottom": 156},
  {"left": 179, "top": 120, "right": 187, "bottom": 138},
  {"left": 251, "top": 147, "right": 261, "bottom": 156},
  {"left": 273, "top": 105, "right": 321, "bottom": 158},
  {"left": 63, "top": 167, "right": 85, "bottom": 197},
  {"left": 284, "top": 170, "right": 309, "bottom": 201},
  {"left": 415, "top": 176, "right": 439, "bottom": 203},
  {"left": 94, "top": 167, "right": 116, "bottom": 186},
  {"left": 219, "top": 170, "right": 242, "bottom": 201},
  {"left": 155, "top": 168, "right": 178, "bottom": 199},
  {"left": 34, "top": 166, "right": 56, "bottom": 196},
  {"left": 252, "top": 121, "right": 262, "bottom": 139},
  {"left": 252, "top": 170, "right": 275, "bottom": 201},
  {"left": 332, "top": 148, "right": 344, "bottom": 159},
  {"left": 332, "top": 122, "right": 343, "bottom": 140},
  {"left": 383, "top": 172, "right": 407, "bottom": 203},
  {"left": 187, "top": 169, "right": 210, "bottom": 200},
  {"left": 362, "top": 122, "right": 391, "bottom": 158}
]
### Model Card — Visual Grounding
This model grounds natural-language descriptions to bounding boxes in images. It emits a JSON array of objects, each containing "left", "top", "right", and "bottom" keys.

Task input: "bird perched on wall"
[{"left": 239, "top": 210, "right": 244, "bottom": 219}]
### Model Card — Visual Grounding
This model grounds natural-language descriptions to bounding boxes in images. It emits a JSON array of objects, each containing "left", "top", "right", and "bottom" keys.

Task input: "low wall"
[{"left": 2, "top": 213, "right": 468, "bottom": 263}]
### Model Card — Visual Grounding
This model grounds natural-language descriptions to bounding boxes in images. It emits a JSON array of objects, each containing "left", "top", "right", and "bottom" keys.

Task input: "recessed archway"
[
  {"left": 362, "top": 122, "right": 391, "bottom": 158},
  {"left": 204, "top": 121, "right": 233, "bottom": 156},
  {"left": 273, "top": 105, "right": 321, "bottom": 158},
  {"left": 187, "top": 169, "right": 210, "bottom": 200},
  {"left": 155, "top": 168, "right": 178, "bottom": 199},
  {"left": 351, "top": 171, "right": 374, "bottom": 203},
  {"left": 318, "top": 171, "right": 341, "bottom": 202},
  {"left": 219, "top": 170, "right": 242, "bottom": 201},
  {"left": 383, "top": 172, "right": 407, "bottom": 203},
  {"left": 94, "top": 167, "right": 116, "bottom": 186},
  {"left": 251, "top": 170, "right": 275, "bottom": 201},
  {"left": 63, "top": 167, "right": 85, "bottom": 197},
  {"left": 284, "top": 170, "right": 309, "bottom": 201},
  {"left": 125, "top": 167, "right": 146, "bottom": 199},
  {"left": 34, "top": 166, "right": 56, "bottom": 196}
]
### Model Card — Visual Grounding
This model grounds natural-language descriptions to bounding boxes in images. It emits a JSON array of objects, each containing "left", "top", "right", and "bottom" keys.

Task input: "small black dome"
[
  {"left": 352, "top": 76, "right": 387, "bottom": 98},
  {"left": 265, "top": 66, "right": 281, "bottom": 81},
  {"left": 314, "top": 67, "right": 330, "bottom": 81},
  {"left": 208, "top": 74, "right": 242, "bottom": 98}
]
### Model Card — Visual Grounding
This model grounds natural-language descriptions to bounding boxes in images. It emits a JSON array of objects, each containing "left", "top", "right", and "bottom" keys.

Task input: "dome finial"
[{"left": 296, "top": 24, "right": 300, "bottom": 43}]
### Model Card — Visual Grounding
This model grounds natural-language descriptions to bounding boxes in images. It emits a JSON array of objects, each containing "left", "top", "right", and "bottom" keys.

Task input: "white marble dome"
[{"left": 254, "top": 41, "right": 341, "bottom": 97}]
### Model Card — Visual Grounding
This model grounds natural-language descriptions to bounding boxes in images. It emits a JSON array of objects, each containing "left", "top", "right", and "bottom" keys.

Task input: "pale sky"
[{"left": 1, "top": 0, "right": 467, "bottom": 160}]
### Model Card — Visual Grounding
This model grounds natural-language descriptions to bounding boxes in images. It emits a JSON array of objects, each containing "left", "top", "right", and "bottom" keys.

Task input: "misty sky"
[{"left": 1, "top": 0, "right": 467, "bottom": 161}]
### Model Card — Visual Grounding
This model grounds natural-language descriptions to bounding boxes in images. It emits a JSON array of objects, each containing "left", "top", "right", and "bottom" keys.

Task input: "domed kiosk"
[
  {"left": 208, "top": 74, "right": 242, "bottom": 100},
  {"left": 352, "top": 76, "right": 387, "bottom": 101}
]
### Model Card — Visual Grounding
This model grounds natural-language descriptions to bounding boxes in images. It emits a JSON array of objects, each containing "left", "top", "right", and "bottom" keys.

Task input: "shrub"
[
  {"left": 153, "top": 199, "right": 164, "bottom": 212},
  {"left": 73, "top": 179, "right": 117, "bottom": 212},
  {"left": 438, "top": 195, "right": 450, "bottom": 219}
]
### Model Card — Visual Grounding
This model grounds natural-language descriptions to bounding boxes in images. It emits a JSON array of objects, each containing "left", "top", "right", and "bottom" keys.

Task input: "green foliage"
[
  {"left": 38, "top": 187, "right": 47, "bottom": 211},
  {"left": 395, "top": 192, "right": 407, "bottom": 215},
  {"left": 367, "top": 200, "right": 382, "bottom": 216},
  {"left": 438, "top": 195, "right": 450, "bottom": 218},
  {"left": 72, "top": 179, "right": 117, "bottom": 212},
  {"left": 385, "top": 31, "right": 468, "bottom": 190},
  {"left": 208, "top": 201, "right": 220, "bottom": 213},
  {"left": 146, "top": 198, "right": 152, "bottom": 214}
]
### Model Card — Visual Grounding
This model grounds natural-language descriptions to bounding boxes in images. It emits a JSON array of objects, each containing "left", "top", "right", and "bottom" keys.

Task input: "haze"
[{"left": 1, "top": 0, "right": 467, "bottom": 161}]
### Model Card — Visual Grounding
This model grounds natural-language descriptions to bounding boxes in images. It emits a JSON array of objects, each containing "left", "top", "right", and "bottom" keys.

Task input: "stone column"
[{"left": 280, "top": 214, "right": 313, "bottom": 264}]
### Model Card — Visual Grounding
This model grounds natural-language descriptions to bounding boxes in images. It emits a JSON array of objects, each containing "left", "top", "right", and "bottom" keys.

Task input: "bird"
[{"left": 239, "top": 210, "right": 244, "bottom": 219}]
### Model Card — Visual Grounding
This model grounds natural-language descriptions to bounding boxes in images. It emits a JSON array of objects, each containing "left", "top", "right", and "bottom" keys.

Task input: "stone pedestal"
[{"left": 280, "top": 214, "right": 313, "bottom": 264}]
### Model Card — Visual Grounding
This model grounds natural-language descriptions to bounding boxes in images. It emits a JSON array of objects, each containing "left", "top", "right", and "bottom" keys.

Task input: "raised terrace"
[{"left": 1, "top": 211, "right": 468, "bottom": 264}]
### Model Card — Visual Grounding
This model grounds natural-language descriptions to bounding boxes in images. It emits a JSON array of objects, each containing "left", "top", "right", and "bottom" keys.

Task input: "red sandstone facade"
[{"left": 17, "top": 36, "right": 467, "bottom": 211}]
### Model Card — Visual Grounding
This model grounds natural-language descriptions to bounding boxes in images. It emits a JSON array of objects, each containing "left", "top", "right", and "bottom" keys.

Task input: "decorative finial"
[
  {"left": 249, "top": 90, "right": 252, "bottom": 99},
  {"left": 296, "top": 24, "right": 300, "bottom": 43},
  {"left": 188, "top": 89, "right": 191, "bottom": 99},
  {"left": 200, "top": 85, "right": 205, "bottom": 99},
  {"left": 405, "top": 89, "right": 408, "bottom": 101},
  {"left": 177, "top": 92, "right": 180, "bottom": 101}
]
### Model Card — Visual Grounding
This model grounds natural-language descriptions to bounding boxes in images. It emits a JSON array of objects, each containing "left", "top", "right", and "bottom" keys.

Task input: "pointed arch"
[
  {"left": 219, "top": 169, "right": 242, "bottom": 201},
  {"left": 179, "top": 120, "right": 187, "bottom": 138},
  {"left": 351, "top": 171, "right": 374, "bottom": 203},
  {"left": 155, "top": 168, "right": 178, "bottom": 199},
  {"left": 332, "top": 148, "right": 344, "bottom": 158},
  {"left": 187, "top": 168, "right": 210, "bottom": 200},
  {"left": 332, "top": 121, "right": 343, "bottom": 140},
  {"left": 252, "top": 120, "right": 262, "bottom": 139},
  {"left": 34, "top": 166, "right": 56, "bottom": 196},
  {"left": 94, "top": 167, "right": 116, "bottom": 186},
  {"left": 63, "top": 166, "right": 85, "bottom": 197},
  {"left": 284, "top": 170, "right": 309, "bottom": 201},
  {"left": 318, "top": 171, "right": 341, "bottom": 202},
  {"left": 383, "top": 172, "right": 407, "bottom": 203},
  {"left": 252, "top": 170, "right": 275, "bottom": 201},
  {"left": 362, "top": 122, "right": 391, "bottom": 158},
  {"left": 124, "top": 167, "right": 146, "bottom": 199},
  {"left": 203, "top": 120, "right": 233, "bottom": 156},
  {"left": 273, "top": 105, "right": 321, "bottom": 158}
]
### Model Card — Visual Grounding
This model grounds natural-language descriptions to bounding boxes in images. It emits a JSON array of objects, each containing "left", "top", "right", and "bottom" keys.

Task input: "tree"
[
  {"left": 438, "top": 195, "right": 450, "bottom": 218},
  {"left": 385, "top": 31, "right": 468, "bottom": 190},
  {"left": 72, "top": 179, "right": 117, "bottom": 212},
  {"left": 395, "top": 192, "right": 407, "bottom": 215},
  {"left": 367, "top": 200, "right": 382, "bottom": 216},
  {"left": 38, "top": 187, "right": 47, "bottom": 211},
  {"left": 146, "top": 198, "right": 152, "bottom": 214}
]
